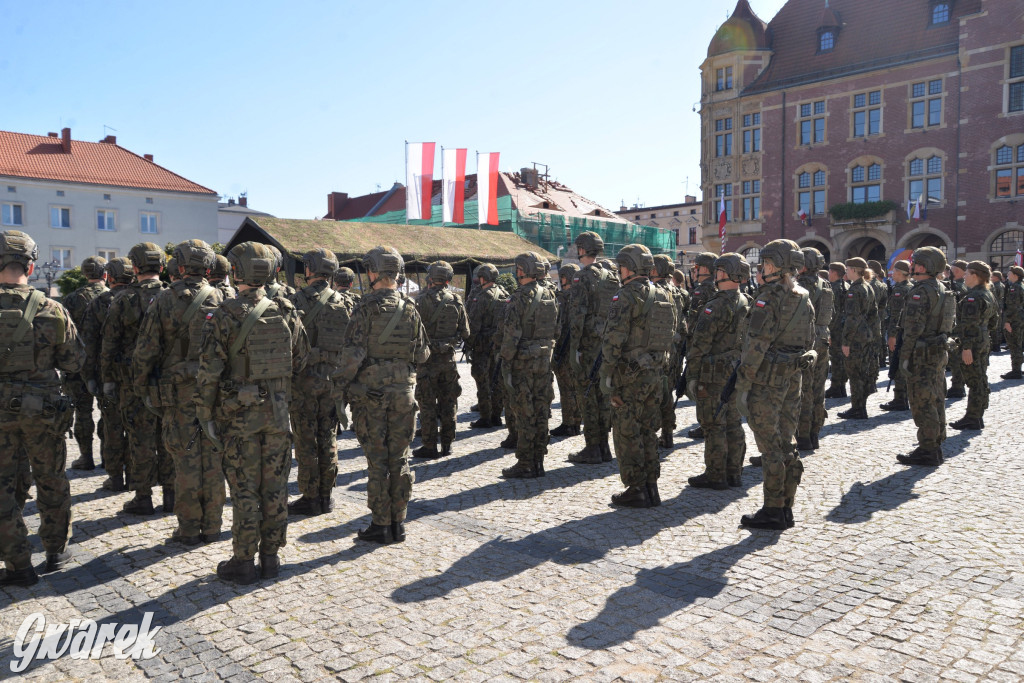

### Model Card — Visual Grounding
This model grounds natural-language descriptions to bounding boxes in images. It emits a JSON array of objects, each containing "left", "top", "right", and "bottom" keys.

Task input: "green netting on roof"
[{"left": 347, "top": 196, "right": 676, "bottom": 258}]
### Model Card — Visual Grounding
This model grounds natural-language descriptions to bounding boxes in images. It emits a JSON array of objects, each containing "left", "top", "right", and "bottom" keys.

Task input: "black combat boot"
[
  {"left": 658, "top": 429, "right": 673, "bottom": 449},
  {"left": 838, "top": 406, "right": 868, "bottom": 419},
  {"left": 259, "top": 553, "right": 280, "bottom": 579},
  {"left": 896, "top": 447, "right": 943, "bottom": 466},
  {"left": 470, "top": 417, "right": 497, "bottom": 429},
  {"left": 740, "top": 506, "right": 788, "bottom": 530},
  {"left": 1001, "top": 369, "right": 1022, "bottom": 380},
  {"left": 796, "top": 436, "right": 815, "bottom": 452},
  {"left": 950, "top": 417, "right": 983, "bottom": 430},
  {"left": 946, "top": 386, "right": 966, "bottom": 399},
  {"left": 0, "top": 565, "right": 38, "bottom": 587},
  {"left": 501, "top": 462, "right": 539, "bottom": 479},
  {"left": 749, "top": 456, "right": 762, "bottom": 467},
  {"left": 42, "top": 549, "right": 72, "bottom": 573},
  {"left": 824, "top": 385, "right": 847, "bottom": 398},
  {"left": 611, "top": 485, "right": 653, "bottom": 508},
  {"left": 412, "top": 444, "right": 441, "bottom": 459},
  {"left": 414, "top": 427, "right": 422, "bottom": 437},
  {"left": 784, "top": 508, "right": 795, "bottom": 529},
  {"left": 391, "top": 522, "right": 406, "bottom": 543},
  {"left": 71, "top": 450, "right": 95, "bottom": 470},
  {"left": 102, "top": 473, "right": 127, "bottom": 492},
  {"left": 470, "top": 403, "right": 480, "bottom": 412},
  {"left": 688, "top": 473, "right": 728, "bottom": 490},
  {"left": 687, "top": 425, "right": 705, "bottom": 439},
  {"left": 321, "top": 494, "right": 334, "bottom": 513},
  {"left": 121, "top": 495, "right": 155, "bottom": 515},
  {"left": 162, "top": 488, "right": 175, "bottom": 514},
  {"left": 499, "top": 433, "right": 518, "bottom": 449},
  {"left": 880, "top": 399, "right": 909, "bottom": 411},
  {"left": 440, "top": 442, "right": 452, "bottom": 457},
  {"left": 356, "top": 523, "right": 394, "bottom": 544},
  {"left": 568, "top": 444, "right": 603, "bottom": 464},
  {"left": 287, "top": 496, "right": 322, "bottom": 516},
  {"left": 167, "top": 531, "right": 202, "bottom": 546},
  {"left": 646, "top": 481, "right": 661, "bottom": 506},
  {"left": 217, "top": 556, "right": 258, "bottom": 585},
  {"left": 810, "top": 432, "right": 820, "bottom": 450},
  {"left": 549, "top": 423, "right": 581, "bottom": 437},
  {"left": 727, "top": 474, "right": 743, "bottom": 487}
]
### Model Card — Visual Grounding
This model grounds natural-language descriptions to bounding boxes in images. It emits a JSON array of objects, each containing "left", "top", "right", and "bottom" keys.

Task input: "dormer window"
[
  {"left": 931, "top": 2, "right": 950, "bottom": 25},
  {"left": 819, "top": 30, "right": 835, "bottom": 53}
]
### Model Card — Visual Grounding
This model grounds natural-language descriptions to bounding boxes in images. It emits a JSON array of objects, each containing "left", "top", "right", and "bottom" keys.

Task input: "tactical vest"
[
  {"left": 626, "top": 283, "right": 675, "bottom": 353},
  {"left": 587, "top": 266, "right": 619, "bottom": 329},
  {"left": 929, "top": 283, "right": 956, "bottom": 336},
  {"left": 774, "top": 286, "right": 814, "bottom": 350},
  {"left": 183, "top": 286, "right": 219, "bottom": 364},
  {"left": 425, "top": 289, "right": 461, "bottom": 345},
  {"left": 520, "top": 285, "right": 558, "bottom": 343},
  {"left": 0, "top": 289, "right": 45, "bottom": 375},
  {"left": 229, "top": 302, "right": 293, "bottom": 383},
  {"left": 367, "top": 294, "right": 418, "bottom": 362},
  {"left": 312, "top": 297, "right": 354, "bottom": 355},
  {"left": 120, "top": 283, "right": 164, "bottom": 348}
]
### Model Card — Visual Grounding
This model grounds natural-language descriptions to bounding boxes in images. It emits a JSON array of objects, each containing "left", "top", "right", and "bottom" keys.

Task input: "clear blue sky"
[{"left": 2, "top": 0, "right": 786, "bottom": 219}]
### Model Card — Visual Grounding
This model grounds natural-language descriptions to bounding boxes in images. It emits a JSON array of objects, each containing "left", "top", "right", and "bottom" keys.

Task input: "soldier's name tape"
[{"left": 10, "top": 612, "right": 162, "bottom": 673}]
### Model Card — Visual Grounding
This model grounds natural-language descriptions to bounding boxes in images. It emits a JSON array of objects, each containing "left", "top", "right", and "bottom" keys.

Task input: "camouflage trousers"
[
  {"left": 828, "top": 332, "right": 847, "bottom": 387},
  {"left": 554, "top": 359, "right": 581, "bottom": 427},
  {"left": 0, "top": 401, "right": 72, "bottom": 568},
  {"left": 290, "top": 375, "right": 339, "bottom": 499},
  {"left": 962, "top": 351, "right": 990, "bottom": 420},
  {"left": 164, "top": 383, "right": 225, "bottom": 537},
  {"left": 470, "top": 350, "right": 503, "bottom": 423},
  {"left": 415, "top": 353, "right": 461, "bottom": 448},
  {"left": 1006, "top": 322, "right": 1024, "bottom": 370},
  {"left": 120, "top": 386, "right": 173, "bottom": 496},
  {"left": 694, "top": 382, "right": 745, "bottom": 481},
  {"left": 798, "top": 342, "right": 829, "bottom": 438},
  {"left": 222, "top": 414, "right": 291, "bottom": 561},
  {"left": 575, "top": 342, "right": 611, "bottom": 447},
  {"left": 747, "top": 370, "right": 803, "bottom": 508},
  {"left": 507, "top": 354, "right": 554, "bottom": 468},
  {"left": 15, "top": 449, "right": 31, "bottom": 509},
  {"left": 905, "top": 347, "right": 948, "bottom": 450},
  {"left": 844, "top": 343, "right": 876, "bottom": 411},
  {"left": 351, "top": 382, "right": 416, "bottom": 526},
  {"left": 66, "top": 374, "right": 96, "bottom": 459},
  {"left": 611, "top": 367, "right": 661, "bottom": 488},
  {"left": 949, "top": 342, "right": 965, "bottom": 391},
  {"left": 659, "top": 356, "right": 682, "bottom": 434},
  {"left": 991, "top": 321, "right": 1003, "bottom": 350},
  {"left": 889, "top": 346, "right": 908, "bottom": 403},
  {"left": 100, "top": 392, "right": 129, "bottom": 480}
]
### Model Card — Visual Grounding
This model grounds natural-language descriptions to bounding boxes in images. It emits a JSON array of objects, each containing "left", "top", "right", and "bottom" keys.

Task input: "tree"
[{"left": 55, "top": 266, "right": 88, "bottom": 297}]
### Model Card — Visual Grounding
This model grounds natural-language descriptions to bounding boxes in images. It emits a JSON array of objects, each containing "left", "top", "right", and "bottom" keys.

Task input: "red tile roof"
[
  {"left": 744, "top": 0, "right": 983, "bottom": 94},
  {"left": 0, "top": 130, "right": 216, "bottom": 194}
]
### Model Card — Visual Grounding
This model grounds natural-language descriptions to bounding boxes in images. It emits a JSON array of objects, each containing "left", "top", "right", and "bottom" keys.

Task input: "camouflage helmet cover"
[
  {"left": 911, "top": 246, "right": 947, "bottom": 276},
  {"left": 333, "top": 266, "right": 355, "bottom": 286},
  {"left": 714, "top": 252, "right": 751, "bottom": 283},
  {"left": 173, "top": 239, "right": 215, "bottom": 276},
  {"left": 427, "top": 260, "right": 455, "bottom": 282},
  {"left": 80, "top": 255, "right": 108, "bottom": 279},
  {"left": 693, "top": 251, "right": 718, "bottom": 270},
  {"left": 302, "top": 247, "right": 339, "bottom": 278},
  {"left": 801, "top": 246, "right": 824, "bottom": 272},
  {"left": 513, "top": 251, "right": 548, "bottom": 279},
  {"left": 363, "top": 245, "right": 403, "bottom": 277},
  {"left": 574, "top": 231, "right": 605, "bottom": 256},
  {"left": 616, "top": 243, "right": 654, "bottom": 274},
  {"left": 558, "top": 262, "right": 580, "bottom": 281},
  {"left": 0, "top": 230, "right": 38, "bottom": 269},
  {"left": 652, "top": 253, "right": 675, "bottom": 278},
  {"left": 212, "top": 254, "right": 231, "bottom": 279},
  {"left": 106, "top": 257, "right": 134, "bottom": 283},
  {"left": 473, "top": 263, "right": 498, "bottom": 282},
  {"left": 127, "top": 242, "right": 166, "bottom": 273},
  {"left": 761, "top": 239, "right": 804, "bottom": 272},
  {"left": 227, "top": 241, "right": 274, "bottom": 286}
]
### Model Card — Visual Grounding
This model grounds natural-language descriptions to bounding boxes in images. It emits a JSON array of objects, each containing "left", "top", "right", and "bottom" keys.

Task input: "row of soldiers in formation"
[{"left": 2, "top": 224, "right": 1021, "bottom": 588}]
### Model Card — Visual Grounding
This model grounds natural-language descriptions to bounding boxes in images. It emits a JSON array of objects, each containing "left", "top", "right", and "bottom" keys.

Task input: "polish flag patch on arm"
[{"left": 755, "top": 300, "right": 767, "bottom": 308}]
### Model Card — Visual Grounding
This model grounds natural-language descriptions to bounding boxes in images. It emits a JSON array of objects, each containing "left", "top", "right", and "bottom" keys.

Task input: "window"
[
  {"left": 715, "top": 184, "right": 733, "bottom": 222},
  {"left": 743, "top": 246, "right": 761, "bottom": 265},
  {"left": 673, "top": 210, "right": 679, "bottom": 216},
  {"left": 140, "top": 212, "right": 159, "bottom": 234},
  {"left": 2, "top": 203, "right": 23, "bottom": 226},
  {"left": 103, "top": 194, "right": 112, "bottom": 201},
  {"left": 145, "top": 197, "right": 154, "bottom": 204},
  {"left": 852, "top": 90, "right": 882, "bottom": 137},
  {"left": 51, "top": 248, "right": 72, "bottom": 269},
  {"left": 851, "top": 163, "right": 882, "bottom": 203},
  {"left": 56, "top": 190, "right": 64, "bottom": 197},
  {"left": 740, "top": 180, "right": 761, "bottom": 221},
  {"left": 908, "top": 155, "right": 943, "bottom": 205},
  {"left": 742, "top": 113, "right": 761, "bottom": 153},
  {"left": 715, "top": 117, "right": 733, "bottom": 157},
  {"left": 911, "top": 80, "right": 943, "bottom": 128},
  {"left": 991, "top": 230, "right": 1024, "bottom": 269},
  {"left": 97, "top": 249, "right": 118, "bottom": 261},
  {"left": 994, "top": 144, "right": 1024, "bottom": 198},
  {"left": 799, "top": 101, "right": 826, "bottom": 145},
  {"left": 50, "top": 207, "right": 71, "bottom": 228},
  {"left": 797, "top": 169, "right": 826, "bottom": 217},
  {"left": 819, "top": 30, "right": 835, "bottom": 52},
  {"left": 97, "top": 209, "right": 116, "bottom": 231},
  {"left": 716, "top": 66, "right": 733, "bottom": 91},
  {"left": 688, "top": 226, "right": 697, "bottom": 244},
  {"left": 6, "top": 186, "right": 14, "bottom": 193},
  {"left": 931, "top": 3, "right": 950, "bottom": 24},
  {"left": 650, "top": 213, "right": 656, "bottom": 219},
  {"left": 1010, "top": 46, "right": 1024, "bottom": 113}
]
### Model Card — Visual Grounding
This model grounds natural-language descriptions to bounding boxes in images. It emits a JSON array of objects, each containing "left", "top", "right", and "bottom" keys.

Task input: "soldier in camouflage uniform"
[
  {"left": 265, "top": 245, "right": 296, "bottom": 300},
  {"left": 412, "top": 261, "right": 470, "bottom": 459},
  {"left": 166, "top": 257, "right": 179, "bottom": 283},
  {"left": 686, "top": 253, "right": 749, "bottom": 490},
  {"left": 0, "top": 230, "right": 85, "bottom": 587},
  {"left": 64, "top": 256, "right": 108, "bottom": 470},
  {"left": 651, "top": 254, "right": 688, "bottom": 449},
  {"left": 796, "top": 247, "right": 833, "bottom": 450},
  {"left": 101, "top": 243, "right": 173, "bottom": 515},
  {"left": 195, "top": 242, "right": 309, "bottom": 583},
  {"left": 868, "top": 260, "right": 889, "bottom": 368},
  {"left": 825, "top": 262, "right": 849, "bottom": 398},
  {"left": 467, "top": 264, "right": 508, "bottom": 430},
  {"left": 567, "top": 232, "right": 619, "bottom": 464},
  {"left": 990, "top": 270, "right": 1005, "bottom": 353},
  {"left": 949, "top": 261, "right": 997, "bottom": 431},
  {"left": 1003, "top": 266, "right": 1024, "bottom": 379},
  {"left": 336, "top": 246, "right": 429, "bottom": 544},
  {"left": 839, "top": 258, "right": 877, "bottom": 420},
  {"left": 736, "top": 240, "right": 814, "bottom": 531},
  {"left": 83, "top": 258, "right": 133, "bottom": 491},
  {"left": 683, "top": 252, "right": 718, "bottom": 439},
  {"left": 285, "top": 249, "right": 353, "bottom": 515},
  {"left": 333, "top": 266, "right": 360, "bottom": 303},
  {"left": 211, "top": 254, "right": 237, "bottom": 299},
  {"left": 499, "top": 253, "right": 558, "bottom": 479},
  {"left": 133, "top": 240, "right": 225, "bottom": 545},
  {"left": 600, "top": 245, "right": 676, "bottom": 507},
  {"left": 881, "top": 260, "right": 913, "bottom": 411},
  {"left": 550, "top": 263, "right": 581, "bottom": 436},
  {"left": 893, "top": 247, "right": 955, "bottom": 466},
  {"left": 946, "top": 260, "right": 969, "bottom": 398}
]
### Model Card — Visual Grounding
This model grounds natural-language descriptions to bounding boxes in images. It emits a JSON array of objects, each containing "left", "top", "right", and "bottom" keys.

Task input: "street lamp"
[{"left": 39, "top": 259, "right": 61, "bottom": 295}]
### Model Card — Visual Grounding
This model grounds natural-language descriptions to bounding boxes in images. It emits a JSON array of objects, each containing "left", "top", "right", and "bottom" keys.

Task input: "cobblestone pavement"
[{"left": 3, "top": 353, "right": 1024, "bottom": 682}]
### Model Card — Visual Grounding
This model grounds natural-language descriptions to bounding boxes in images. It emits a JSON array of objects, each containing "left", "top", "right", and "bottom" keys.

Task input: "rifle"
[
  {"left": 491, "top": 357, "right": 503, "bottom": 386},
  {"left": 583, "top": 350, "right": 603, "bottom": 398},
  {"left": 187, "top": 420, "right": 203, "bottom": 451},
  {"left": 714, "top": 361, "right": 741, "bottom": 419},
  {"left": 886, "top": 331, "right": 904, "bottom": 392}
]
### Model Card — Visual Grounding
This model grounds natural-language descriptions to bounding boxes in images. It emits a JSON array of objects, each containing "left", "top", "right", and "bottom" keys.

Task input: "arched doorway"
[
  {"left": 903, "top": 232, "right": 949, "bottom": 255},
  {"left": 989, "top": 229, "right": 1024, "bottom": 270},
  {"left": 845, "top": 236, "right": 885, "bottom": 263},
  {"left": 799, "top": 239, "right": 831, "bottom": 267}
]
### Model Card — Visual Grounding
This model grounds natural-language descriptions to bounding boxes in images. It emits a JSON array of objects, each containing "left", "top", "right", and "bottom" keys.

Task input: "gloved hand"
[
  {"left": 87, "top": 379, "right": 99, "bottom": 397},
  {"left": 735, "top": 379, "right": 752, "bottom": 418},
  {"left": 103, "top": 382, "right": 117, "bottom": 400},
  {"left": 201, "top": 420, "right": 223, "bottom": 451}
]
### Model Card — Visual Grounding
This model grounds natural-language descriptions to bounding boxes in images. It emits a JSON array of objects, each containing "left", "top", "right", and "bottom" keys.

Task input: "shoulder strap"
[
  {"left": 377, "top": 296, "right": 407, "bottom": 345},
  {"left": 181, "top": 284, "right": 215, "bottom": 330},
  {"left": 0, "top": 289, "right": 45, "bottom": 370},
  {"left": 640, "top": 282, "right": 656, "bottom": 316},
  {"left": 303, "top": 286, "right": 336, "bottom": 326},
  {"left": 229, "top": 297, "right": 273, "bottom": 360}
]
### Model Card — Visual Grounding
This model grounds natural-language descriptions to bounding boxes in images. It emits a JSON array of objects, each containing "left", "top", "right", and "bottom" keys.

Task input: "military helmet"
[
  {"left": 428, "top": 260, "right": 455, "bottom": 283},
  {"left": 514, "top": 251, "right": 548, "bottom": 279},
  {"left": 128, "top": 242, "right": 166, "bottom": 274},
  {"left": 558, "top": 262, "right": 580, "bottom": 281},
  {"left": 473, "top": 263, "right": 498, "bottom": 283},
  {"left": 714, "top": 252, "right": 751, "bottom": 283},
  {"left": 166, "top": 257, "right": 178, "bottom": 277},
  {"left": 693, "top": 251, "right": 718, "bottom": 271},
  {"left": 574, "top": 231, "right": 605, "bottom": 256},
  {"left": 616, "top": 243, "right": 654, "bottom": 274},
  {"left": 599, "top": 258, "right": 617, "bottom": 271},
  {"left": 106, "top": 257, "right": 134, "bottom": 284},
  {"left": 910, "top": 246, "right": 947, "bottom": 276},
  {"left": 333, "top": 266, "right": 355, "bottom": 286},
  {"left": 363, "top": 245, "right": 403, "bottom": 277},
  {"left": 801, "top": 247, "right": 824, "bottom": 272},
  {"left": 0, "top": 230, "right": 39, "bottom": 270},
  {"left": 652, "top": 253, "right": 675, "bottom": 278},
  {"left": 173, "top": 239, "right": 215, "bottom": 276},
  {"left": 266, "top": 244, "right": 284, "bottom": 270},
  {"left": 227, "top": 241, "right": 274, "bottom": 286},
  {"left": 212, "top": 254, "right": 231, "bottom": 279},
  {"left": 80, "top": 255, "right": 108, "bottom": 279},
  {"left": 303, "top": 247, "right": 338, "bottom": 278},
  {"left": 761, "top": 239, "right": 804, "bottom": 272}
]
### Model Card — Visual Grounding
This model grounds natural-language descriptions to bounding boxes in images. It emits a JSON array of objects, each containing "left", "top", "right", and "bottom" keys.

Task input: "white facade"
[
  {"left": 615, "top": 197, "right": 704, "bottom": 265},
  {"left": 1, "top": 177, "right": 218, "bottom": 272}
]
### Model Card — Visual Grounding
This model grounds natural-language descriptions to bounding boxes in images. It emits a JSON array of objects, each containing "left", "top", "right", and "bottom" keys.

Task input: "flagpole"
[
  {"left": 476, "top": 150, "right": 480, "bottom": 230},
  {"left": 440, "top": 144, "right": 445, "bottom": 226},
  {"left": 404, "top": 140, "right": 409, "bottom": 225}
]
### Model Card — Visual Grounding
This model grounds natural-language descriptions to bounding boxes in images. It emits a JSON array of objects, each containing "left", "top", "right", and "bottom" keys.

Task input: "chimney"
[
  {"left": 685, "top": 194, "right": 696, "bottom": 204},
  {"left": 327, "top": 192, "right": 349, "bottom": 218},
  {"left": 48, "top": 132, "right": 58, "bottom": 138},
  {"left": 100, "top": 135, "right": 116, "bottom": 144},
  {"left": 144, "top": 154, "right": 153, "bottom": 162},
  {"left": 61, "top": 128, "right": 71, "bottom": 153},
  {"left": 239, "top": 195, "right": 247, "bottom": 208},
  {"left": 227, "top": 198, "right": 235, "bottom": 206}
]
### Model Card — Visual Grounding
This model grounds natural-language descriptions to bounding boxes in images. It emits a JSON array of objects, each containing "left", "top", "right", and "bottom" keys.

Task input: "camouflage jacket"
[
  {"left": 886, "top": 280, "right": 913, "bottom": 338},
  {"left": 829, "top": 279, "right": 849, "bottom": 335},
  {"left": 81, "top": 285, "right": 125, "bottom": 388},
  {"left": 415, "top": 284, "right": 470, "bottom": 356},
  {"left": 215, "top": 279, "right": 238, "bottom": 299},
  {"left": 100, "top": 278, "right": 167, "bottom": 384},
  {"left": 0, "top": 284, "right": 84, "bottom": 384},
  {"left": 842, "top": 278, "right": 876, "bottom": 345},
  {"left": 686, "top": 288, "right": 750, "bottom": 372},
  {"left": 567, "top": 262, "right": 619, "bottom": 348},
  {"left": 500, "top": 280, "right": 559, "bottom": 363},
  {"left": 467, "top": 284, "right": 508, "bottom": 354},
  {"left": 335, "top": 287, "right": 429, "bottom": 389},
  {"left": 798, "top": 272, "right": 833, "bottom": 346},
  {"left": 63, "top": 281, "right": 107, "bottom": 333},
  {"left": 265, "top": 280, "right": 295, "bottom": 300},
  {"left": 1005, "top": 279, "right": 1024, "bottom": 324},
  {"left": 601, "top": 276, "right": 676, "bottom": 375},
  {"left": 288, "top": 279, "right": 355, "bottom": 375},
  {"left": 686, "top": 277, "right": 717, "bottom": 339},
  {"left": 737, "top": 280, "right": 813, "bottom": 385},
  {"left": 655, "top": 279, "right": 689, "bottom": 356},
  {"left": 898, "top": 278, "right": 951, "bottom": 352},
  {"left": 955, "top": 285, "right": 997, "bottom": 353}
]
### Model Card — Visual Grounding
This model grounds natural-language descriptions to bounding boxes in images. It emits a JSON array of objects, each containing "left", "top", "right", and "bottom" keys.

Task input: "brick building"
[{"left": 699, "top": 0, "right": 1024, "bottom": 269}]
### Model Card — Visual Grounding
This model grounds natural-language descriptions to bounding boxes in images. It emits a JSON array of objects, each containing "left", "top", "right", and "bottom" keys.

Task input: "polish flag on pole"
[
  {"left": 718, "top": 193, "right": 727, "bottom": 253},
  {"left": 405, "top": 142, "right": 435, "bottom": 222},
  {"left": 1015, "top": 248, "right": 1023, "bottom": 267},
  {"left": 442, "top": 147, "right": 467, "bottom": 224},
  {"left": 912, "top": 196, "right": 921, "bottom": 220},
  {"left": 477, "top": 152, "right": 500, "bottom": 226}
]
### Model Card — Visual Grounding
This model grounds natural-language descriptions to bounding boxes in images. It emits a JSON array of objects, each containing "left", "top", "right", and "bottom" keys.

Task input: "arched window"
[
  {"left": 742, "top": 246, "right": 761, "bottom": 264},
  {"left": 994, "top": 144, "right": 1024, "bottom": 198},
  {"left": 990, "top": 230, "right": 1024, "bottom": 270},
  {"left": 931, "top": 3, "right": 950, "bottom": 25},
  {"left": 819, "top": 30, "right": 835, "bottom": 52}
]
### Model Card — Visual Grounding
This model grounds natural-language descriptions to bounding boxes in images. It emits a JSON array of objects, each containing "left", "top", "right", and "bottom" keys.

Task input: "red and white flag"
[
  {"left": 477, "top": 152, "right": 500, "bottom": 226},
  {"left": 405, "top": 142, "right": 435, "bottom": 221},
  {"left": 718, "top": 193, "right": 727, "bottom": 252},
  {"left": 1015, "top": 248, "right": 1023, "bottom": 267},
  {"left": 912, "top": 197, "right": 921, "bottom": 220},
  {"left": 798, "top": 208, "right": 808, "bottom": 224},
  {"left": 442, "top": 147, "right": 467, "bottom": 224}
]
